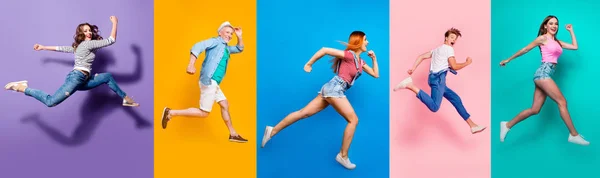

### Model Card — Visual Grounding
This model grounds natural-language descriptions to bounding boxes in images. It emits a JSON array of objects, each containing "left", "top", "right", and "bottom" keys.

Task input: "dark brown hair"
[
  {"left": 72, "top": 23, "right": 103, "bottom": 50},
  {"left": 444, "top": 28, "right": 462, "bottom": 39},
  {"left": 537, "top": 15, "right": 561, "bottom": 47}
]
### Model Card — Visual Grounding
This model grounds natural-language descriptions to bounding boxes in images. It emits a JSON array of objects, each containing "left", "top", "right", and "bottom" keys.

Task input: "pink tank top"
[
  {"left": 540, "top": 36, "right": 563, "bottom": 63},
  {"left": 337, "top": 50, "right": 364, "bottom": 84}
]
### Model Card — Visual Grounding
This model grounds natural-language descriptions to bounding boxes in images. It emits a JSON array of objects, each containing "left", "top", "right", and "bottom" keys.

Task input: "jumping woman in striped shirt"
[{"left": 5, "top": 16, "right": 139, "bottom": 107}]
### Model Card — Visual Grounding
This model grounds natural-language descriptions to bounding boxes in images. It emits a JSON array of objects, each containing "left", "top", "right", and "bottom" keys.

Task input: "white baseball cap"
[{"left": 217, "top": 21, "right": 233, "bottom": 33}]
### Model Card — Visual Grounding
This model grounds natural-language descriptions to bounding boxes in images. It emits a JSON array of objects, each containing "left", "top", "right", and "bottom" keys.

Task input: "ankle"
[{"left": 339, "top": 152, "right": 348, "bottom": 158}]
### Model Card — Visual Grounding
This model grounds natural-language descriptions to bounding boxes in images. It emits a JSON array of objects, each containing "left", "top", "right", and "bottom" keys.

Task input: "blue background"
[
  {"left": 256, "top": 0, "right": 390, "bottom": 177},
  {"left": 492, "top": 0, "right": 600, "bottom": 177}
]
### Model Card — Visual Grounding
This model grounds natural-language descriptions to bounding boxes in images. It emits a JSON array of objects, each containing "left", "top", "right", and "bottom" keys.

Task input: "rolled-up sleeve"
[
  {"left": 190, "top": 38, "right": 217, "bottom": 58},
  {"left": 228, "top": 45, "right": 244, "bottom": 54}
]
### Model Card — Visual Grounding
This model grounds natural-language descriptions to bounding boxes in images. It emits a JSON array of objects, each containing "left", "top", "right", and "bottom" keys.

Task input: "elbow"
[
  {"left": 237, "top": 45, "right": 244, "bottom": 52},
  {"left": 449, "top": 64, "right": 458, "bottom": 70},
  {"left": 373, "top": 74, "right": 380, "bottom": 78},
  {"left": 109, "top": 36, "right": 117, "bottom": 44}
]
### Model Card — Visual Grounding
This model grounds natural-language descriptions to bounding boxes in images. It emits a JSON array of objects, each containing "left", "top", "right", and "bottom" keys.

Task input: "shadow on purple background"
[{"left": 0, "top": 0, "right": 154, "bottom": 178}]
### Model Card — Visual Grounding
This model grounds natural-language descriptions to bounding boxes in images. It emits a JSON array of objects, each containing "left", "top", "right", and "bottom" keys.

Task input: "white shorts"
[{"left": 199, "top": 80, "right": 227, "bottom": 112}]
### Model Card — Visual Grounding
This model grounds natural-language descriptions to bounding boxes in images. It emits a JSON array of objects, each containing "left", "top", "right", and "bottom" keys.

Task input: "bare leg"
[
  {"left": 218, "top": 100, "right": 238, "bottom": 136},
  {"left": 506, "top": 85, "right": 547, "bottom": 128},
  {"left": 324, "top": 97, "right": 359, "bottom": 159},
  {"left": 535, "top": 79, "right": 578, "bottom": 136},
  {"left": 270, "top": 95, "right": 329, "bottom": 137},
  {"left": 168, "top": 108, "right": 209, "bottom": 119}
]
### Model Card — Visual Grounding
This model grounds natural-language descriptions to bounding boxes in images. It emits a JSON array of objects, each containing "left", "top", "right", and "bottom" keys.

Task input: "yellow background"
[{"left": 154, "top": 0, "right": 256, "bottom": 177}]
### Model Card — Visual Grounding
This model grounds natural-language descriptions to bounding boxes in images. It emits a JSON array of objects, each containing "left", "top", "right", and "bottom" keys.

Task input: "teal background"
[{"left": 492, "top": 0, "right": 600, "bottom": 177}]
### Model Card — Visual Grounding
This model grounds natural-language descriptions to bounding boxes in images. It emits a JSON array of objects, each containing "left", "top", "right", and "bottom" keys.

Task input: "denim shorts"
[
  {"left": 318, "top": 76, "right": 350, "bottom": 98},
  {"left": 533, "top": 62, "right": 556, "bottom": 81}
]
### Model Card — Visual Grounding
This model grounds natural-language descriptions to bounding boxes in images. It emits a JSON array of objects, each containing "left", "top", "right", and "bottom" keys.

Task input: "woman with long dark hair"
[
  {"left": 260, "top": 31, "right": 380, "bottom": 170},
  {"left": 5, "top": 16, "right": 139, "bottom": 107},
  {"left": 498, "top": 15, "right": 588, "bottom": 146}
]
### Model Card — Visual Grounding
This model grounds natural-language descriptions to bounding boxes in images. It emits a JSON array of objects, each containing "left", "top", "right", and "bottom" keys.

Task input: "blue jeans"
[
  {"left": 24, "top": 70, "right": 127, "bottom": 107},
  {"left": 416, "top": 70, "right": 471, "bottom": 120}
]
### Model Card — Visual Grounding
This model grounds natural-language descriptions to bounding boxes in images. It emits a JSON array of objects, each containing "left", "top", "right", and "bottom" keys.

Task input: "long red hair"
[{"left": 331, "top": 31, "right": 366, "bottom": 73}]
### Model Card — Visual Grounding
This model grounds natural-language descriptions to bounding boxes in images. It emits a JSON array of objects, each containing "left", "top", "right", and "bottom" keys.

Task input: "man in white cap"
[{"left": 161, "top": 21, "right": 247, "bottom": 143}]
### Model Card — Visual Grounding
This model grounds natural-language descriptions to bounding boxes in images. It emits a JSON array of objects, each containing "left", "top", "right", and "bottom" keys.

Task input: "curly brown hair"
[{"left": 72, "top": 23, "right": 103, "bottom": 50}]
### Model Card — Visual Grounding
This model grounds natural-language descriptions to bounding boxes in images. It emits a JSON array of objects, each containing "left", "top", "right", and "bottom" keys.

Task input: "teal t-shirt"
[{"left": 211, "top": 48, "right": 229, "bottom": 84}]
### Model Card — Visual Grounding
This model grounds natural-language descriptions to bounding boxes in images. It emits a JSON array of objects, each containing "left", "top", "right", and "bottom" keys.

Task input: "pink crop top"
[
  {"left": 540, "top": 36, "right": 563, "bottom": 63},
  {"left": 337, "top": 50, "right": 364, "bottom": 84}
]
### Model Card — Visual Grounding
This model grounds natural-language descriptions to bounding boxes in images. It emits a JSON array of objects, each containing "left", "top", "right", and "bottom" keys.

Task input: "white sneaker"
[
  {"left": 4, "top": 80, "right": 28, "bottom": 91},
  {"left": 335, "top": 153, "right": 356, "bottom": 170},
  {"left": 393, "top": 77, "right": 412, "bottom": 91},
  {"left": 261, "top": 126, "right": 273, "bottom": 148},
  {"left": 500, "top": 121, "right": 510, "bottom": 142},
  {"left": 568, "top": 134, "right": 590, "bottom": 146},
  {"left": 471, "top": 126, "right": 486, "bottom": 134}
]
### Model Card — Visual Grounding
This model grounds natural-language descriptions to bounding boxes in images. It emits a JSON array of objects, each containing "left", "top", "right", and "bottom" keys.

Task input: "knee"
[
  {"left": 348, "top": 116, "right": 359, "bottom": 125},
  {"left": 430, "top": 105, "right": 441, "bottom": 112},
  {"left": 557, "top": 99, "right": 567, "bottom": 108},
  {"left": 45, "top": 100, "right": 57, "bottom": 108},
  {"left": 530, "top": 108, "right": 541, "bottom": 115},
  {"left": 218, "top": 101, "right": 229, "bottom": 111}
]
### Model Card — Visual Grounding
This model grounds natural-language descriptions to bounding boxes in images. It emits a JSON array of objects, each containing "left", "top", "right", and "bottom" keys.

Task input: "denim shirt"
[{"left": 190, "top": 37, "right": 244, "bottom": 86}]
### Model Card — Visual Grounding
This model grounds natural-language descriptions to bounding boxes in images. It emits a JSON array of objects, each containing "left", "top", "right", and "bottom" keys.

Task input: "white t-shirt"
[{"left": 429, "top": 44, "right": 455, "bottom": 73}]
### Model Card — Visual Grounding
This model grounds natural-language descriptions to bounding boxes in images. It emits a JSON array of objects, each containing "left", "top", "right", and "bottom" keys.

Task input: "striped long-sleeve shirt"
[{"left": 55, "top": 36, "right": 116, "bottom": 73}]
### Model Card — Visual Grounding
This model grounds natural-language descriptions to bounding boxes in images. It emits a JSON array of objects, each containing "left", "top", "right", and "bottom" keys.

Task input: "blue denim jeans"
[
  {"left": 416, "top": 70, "right": 471, "bottom": 120},
  {"left": 24, "top": 70, "right": 127, "bottom": 107}
]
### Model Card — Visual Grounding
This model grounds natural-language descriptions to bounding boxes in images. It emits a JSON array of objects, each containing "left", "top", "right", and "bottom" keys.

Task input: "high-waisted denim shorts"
[
  {"left": 533, "top": 62, "right": 556, "bottom": 81},
  {"left": 318, "top": 76, "right": 350, "bottom": 98}
]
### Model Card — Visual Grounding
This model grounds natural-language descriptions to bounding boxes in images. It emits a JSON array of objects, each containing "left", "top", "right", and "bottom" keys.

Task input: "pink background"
[{"left": 390, "top": 0, "right": 491, "bottom": 178}]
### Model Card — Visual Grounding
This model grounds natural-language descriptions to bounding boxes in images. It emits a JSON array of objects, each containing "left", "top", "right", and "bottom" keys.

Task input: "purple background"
[{"left": 0, "top": 0, "right": 154, "bottom": 178}]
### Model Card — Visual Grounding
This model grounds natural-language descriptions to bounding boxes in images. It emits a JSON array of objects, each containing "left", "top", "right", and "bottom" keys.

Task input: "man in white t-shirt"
[{"left": 394, "top": 28, "right": 486, "bottom": 134}]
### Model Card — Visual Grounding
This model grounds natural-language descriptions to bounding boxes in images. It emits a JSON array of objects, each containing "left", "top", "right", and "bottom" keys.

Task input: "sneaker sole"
[
  {"left": 394, "top": 77, "right": 412, "bottom": 90},
  {"left": 335, "top": 156, "right": 356, "bottom": 170},
  {"left": 229, "top": 139, "right": 248, "bottom": 143},
  {"left": 472, "top": 127, "right": 486, "bottom": 134},
  {"left": 161, "top": 107, "right": 168, "bottom": 129},
  {"left": 262, "top": 126, "right": 271, "bottom": 148}
]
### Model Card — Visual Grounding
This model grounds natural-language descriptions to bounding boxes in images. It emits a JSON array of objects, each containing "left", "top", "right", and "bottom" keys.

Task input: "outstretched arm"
[
  {"left": 407, "top": 51, "right": 432, "bottom": 75},
  {"left": 362, "top": 50, "right": 379, "bottom": 78},
  {"left": 500, "top": 36, "right": 546, "bottom": 66},
  {"left": 228, "top": 27, "right": 244, "bottom": 54},
  {"left": 33, "top": 44, "right": 74, "bottom": 53},
  {"left": 559, "top": 24, "right": 578, "bottom": 50}
]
